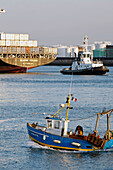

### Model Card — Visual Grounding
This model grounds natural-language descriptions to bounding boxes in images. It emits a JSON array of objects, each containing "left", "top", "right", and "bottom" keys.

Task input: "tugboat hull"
[{"left": 61, "top": 66, "right": 109, "bottom": 75}]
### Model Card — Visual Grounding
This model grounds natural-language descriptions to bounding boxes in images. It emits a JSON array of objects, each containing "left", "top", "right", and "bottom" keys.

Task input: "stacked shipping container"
[
  {"left": 0, "top": 32, "right": 37, "bottom": 47},
  {"left": 0, "top": 32, "right": 57, "bottom": 56},
  {"left": 0, "top": 46, "right": 57, "bottom": 55}
]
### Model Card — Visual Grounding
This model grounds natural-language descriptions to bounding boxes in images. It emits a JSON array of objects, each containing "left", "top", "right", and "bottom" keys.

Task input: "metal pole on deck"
[
  {"left": 94, "top": 113, "right": 99, "bottom": 136},
  {"left": 107, "top": 114, "right": 110, "bottom": 140}
]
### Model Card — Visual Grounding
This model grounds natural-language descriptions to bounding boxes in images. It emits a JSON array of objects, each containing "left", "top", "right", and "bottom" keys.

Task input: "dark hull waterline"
[
  {"left": 61, "top": 66, "right": 109, "bottom": 75},
  {"left": 0, "top": 57, "right": 56, "bottom": 73}
]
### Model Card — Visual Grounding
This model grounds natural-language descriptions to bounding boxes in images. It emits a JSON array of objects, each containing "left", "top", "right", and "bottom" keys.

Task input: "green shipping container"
[{"left": 93, "top": 49, "right": 106, "bottom": 58}]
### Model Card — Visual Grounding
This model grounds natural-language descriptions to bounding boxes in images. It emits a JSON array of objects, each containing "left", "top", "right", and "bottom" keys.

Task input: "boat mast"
[
  {"left": 66, "top": 94, "right": 71, "bottom": 121},
  {"left": 83, "top": 35, "right": 88, "bottom": 58}
]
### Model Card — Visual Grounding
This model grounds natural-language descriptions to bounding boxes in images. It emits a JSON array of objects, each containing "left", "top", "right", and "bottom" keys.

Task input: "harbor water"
[{"left": 0, "top": 66, "right": 113, "bottom": 170}]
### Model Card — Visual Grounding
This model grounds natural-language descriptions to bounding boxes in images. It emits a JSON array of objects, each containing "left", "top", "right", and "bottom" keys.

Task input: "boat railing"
[
  {"left": 28, "top": 122, "right": 46, "bottom": 131},
  {"left": 36, "top": 125, "right": 47, "bottom": 131}
]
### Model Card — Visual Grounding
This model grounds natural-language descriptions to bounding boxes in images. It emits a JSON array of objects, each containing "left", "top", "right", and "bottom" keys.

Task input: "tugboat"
[
  {"left": 27, "top": 93, "right": 113, "bottom": 152},
  {"left": 60, "top": 36, "right": 109, "bottom": 75}
]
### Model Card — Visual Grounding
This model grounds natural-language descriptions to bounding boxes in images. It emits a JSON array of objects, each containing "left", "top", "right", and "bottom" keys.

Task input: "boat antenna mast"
[
  {"left": 83, "top": 35, "right": 88, "bottom": 57},
  {"left": 66, "top": 94, "right": 71, "bottom": 120}
]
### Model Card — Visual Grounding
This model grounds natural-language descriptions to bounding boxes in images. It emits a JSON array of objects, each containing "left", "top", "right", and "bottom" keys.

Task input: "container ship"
[{"left": 0, "top": 32, "right": 57, "bottom": 73}]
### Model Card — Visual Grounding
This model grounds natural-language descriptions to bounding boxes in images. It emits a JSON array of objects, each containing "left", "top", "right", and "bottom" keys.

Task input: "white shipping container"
[
  {"left": 21, "top": 47, "right": 26, "bottom": 53},
  {"left": 6, "top": 34, "right": 12, "bottom": 40},
  {"left": 20, "top": 34, "right": 29, "bottom": 40},
  {"left": 11, "top": 47, "right": 17, "bottom": 53},
  {"left": 10, "top": 41, "right": 15, "bottom": 46},
  {"left": 0, "top": 33, "right": 5, "bottom": 40},
  {"left": 5, "top": 40, "right": 11, "bottom": 46},
  {"left": 3, "top": 47, "right": 7, "bottom": 53},
  {"left": 20, "top": 41, "right": 29, "bottom": 47},
  {"left": 0, "top": 40, "right": 5, "bottom": 46},
  {"left": 24, "top": 34, "right": 29, "bottom": 40},
  {"left": 34, "top": 47, "right": 39, "bottom": 54},
  {"left": 20, "top": 34, "right": 24, "bottom": 40},
  {"left": 14, "top": 41, "right": 20, "bottom": 46},
  {"left": 28, "top": 40, "right": 37, "bottom": 47},
  {"left": 9, "top": 34, "right": 15, "bottom": 40},
  {"left": 28, "top": 41, "right": 33, "bottom": 47},
  {"left": 52, "top": 48, "right": 57, "bottom": 55},
  {"left": 32, "top": 41, "right": 37, "bottom": 47},
  {"left": 14, "top": 34, "right": 20, "bottom": 40},
  {"left": 48, "top": 48, "right": 53, "bottom": 53},
  {"left": 6, "top": 40, "right": 21, "bottom": 46},
  {"left": 45, "top": 47, "right": 49, "bottom": 54},
  {"left": 20, "top": 41, "right": 24, "bottom": 46},
  {"left": 17, "top": 47, "right": 21, "bottom": 54},
  {"left": 24, "top": 41, "right": 29, "bottom": 46}
]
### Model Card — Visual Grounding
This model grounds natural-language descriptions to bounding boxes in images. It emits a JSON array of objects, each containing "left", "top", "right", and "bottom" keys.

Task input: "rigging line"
[
  {"left": 69, "top": 72, "right": 73, "bottom": 95},
  {"left": 110, "top": 114, "right": 112, "bottom": 129},
  {"left": 99, "top": 114, "right": 106, "bottom": 119},
  {"left": 56, "top": 106, "right": 66, "bottom": 117},
  {"left": 70, "top": 114, "right": 96, "bottom": 121},
  {"left": 51, "top": 103, "right": 67, "bottom": 117}
]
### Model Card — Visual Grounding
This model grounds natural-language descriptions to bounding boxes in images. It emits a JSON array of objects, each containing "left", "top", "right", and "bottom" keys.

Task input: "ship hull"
[
  {"left": 61, "top": 66, "right": 109, "bottom": 75},
  {"left": 0, "top": 57, "right": 55, "bottom": 73},
  {"left": 0, "top": 65, "right": 27, "bottom": 73}
]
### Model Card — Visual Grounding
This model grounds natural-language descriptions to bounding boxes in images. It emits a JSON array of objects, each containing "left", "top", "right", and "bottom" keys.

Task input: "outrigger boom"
[{"left": 94, "top": 109, "right": 113, "bottom": 140}]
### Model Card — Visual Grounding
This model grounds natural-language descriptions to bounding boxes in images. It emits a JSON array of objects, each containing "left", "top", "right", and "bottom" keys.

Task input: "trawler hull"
[
  {"left": 27, "top": 123, "right": 113, "bottom": 151},
  {"left": 61, "top": 66, "right": 109, "bottom": 75},
  {"left": 27, "top": 123, "right": 94, "bottom": 151}
]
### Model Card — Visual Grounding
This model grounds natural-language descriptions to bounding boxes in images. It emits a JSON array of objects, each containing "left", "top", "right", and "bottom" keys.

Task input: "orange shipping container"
[{"left": 26, "top": 47, "right": 30, "bottom": 54}]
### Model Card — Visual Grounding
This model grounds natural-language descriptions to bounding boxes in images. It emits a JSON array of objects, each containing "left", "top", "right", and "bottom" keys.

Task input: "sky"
[{"left": 0, "top": 0, "right": 113, "bottom": 46}]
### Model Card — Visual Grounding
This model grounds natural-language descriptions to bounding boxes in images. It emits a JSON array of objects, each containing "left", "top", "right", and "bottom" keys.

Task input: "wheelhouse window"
[
  {"left": 54, "top": 121, "right": 60, "bottom": 129},
  {"left": 47, "top": 120, "right": 52, "bottom": 128}
]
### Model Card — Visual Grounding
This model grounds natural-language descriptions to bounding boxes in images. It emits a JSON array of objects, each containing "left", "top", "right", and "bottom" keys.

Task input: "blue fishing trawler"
[{"left": 27, "top": 94, "right": 113, "bottom": 152}]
